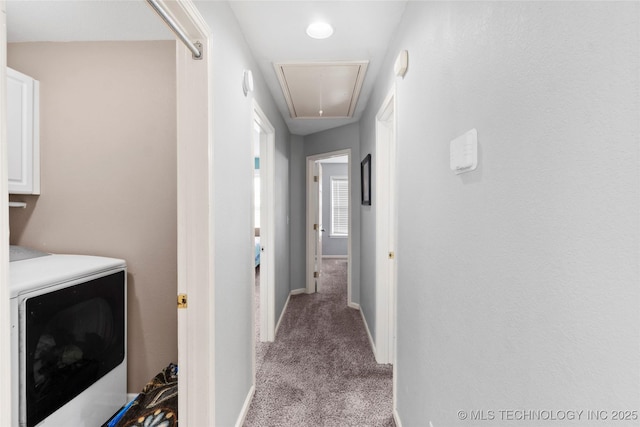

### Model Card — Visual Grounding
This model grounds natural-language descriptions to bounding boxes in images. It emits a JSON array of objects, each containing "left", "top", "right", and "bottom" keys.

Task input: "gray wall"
[
  {"left": 360, "top": 2, "right": 640, "bottom": 426},
  {"left": 195, "top": 2, "right": 290, "bottom": 425},
  {"left": 289, "top": 135, "right": 306, "bottom": 290},
  {"left": 320, "top": 163, "right": 348, "bottom": 257}
]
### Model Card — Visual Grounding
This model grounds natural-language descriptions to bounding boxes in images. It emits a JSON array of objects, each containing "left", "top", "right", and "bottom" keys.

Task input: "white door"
[
  {"left": 375, "top": 88, "right": 397, "bottom": 365},
  {"left": 165, "top": 2, "right": 214, "bottom": 425},
  {"left": 315, "top": 162, "right": 323, "bottom": 292},
  {"left": 385, "top": 114, "right": 398, "bottom": 364}
]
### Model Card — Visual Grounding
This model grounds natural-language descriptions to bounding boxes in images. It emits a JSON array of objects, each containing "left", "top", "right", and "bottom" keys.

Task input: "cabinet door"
[{"left": 7, "top": 67, "right": 40, "bottom": 195}]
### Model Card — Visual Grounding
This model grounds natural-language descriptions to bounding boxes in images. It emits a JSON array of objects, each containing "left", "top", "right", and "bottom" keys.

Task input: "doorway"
[
  {"left": 0, "top": 1, "right": 215, "bottom": 425},
  {"left": 251, "top": 100, "right": 275, "bottom": 345},
  {"left": 305, "top": 149, "right": 353, "bottom": 306}
]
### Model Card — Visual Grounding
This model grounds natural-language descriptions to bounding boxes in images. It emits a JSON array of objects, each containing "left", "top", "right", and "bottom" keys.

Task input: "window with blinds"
[{"left": 331, "top": 176, "right": 348, "bottom": 237}]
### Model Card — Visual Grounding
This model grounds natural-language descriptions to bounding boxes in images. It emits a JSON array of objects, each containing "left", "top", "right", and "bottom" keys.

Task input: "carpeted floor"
[{"left": 246, "top": 259, "right": 394, "bottom": 427}]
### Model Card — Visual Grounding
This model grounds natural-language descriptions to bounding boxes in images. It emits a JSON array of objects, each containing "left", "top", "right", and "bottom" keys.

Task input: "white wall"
[
  {"left": 360, "top": 2, "right": 640, "bottom": 426},
  {"left": 194, "top": 2, "right": 290, "bottom": 425}
]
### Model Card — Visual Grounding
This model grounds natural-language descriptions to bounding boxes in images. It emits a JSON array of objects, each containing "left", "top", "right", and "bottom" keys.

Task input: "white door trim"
[
  {"left": 306, "top": 161, "right": 321, "bottom": 293},
  {"left": 251, "top": 100, "right": 275, "bottom": 343},
  {"left": 374, "top": 86, "right": 397, "bottom": 366},
  {"left": 157, "top": 1, "right": 214, "bottom": 425},
  {"left": 305, "top": 149, "right": 353, "bottom": 306},
  {"left": 0, "top": 3, "right": 12, "bottom": 425}
]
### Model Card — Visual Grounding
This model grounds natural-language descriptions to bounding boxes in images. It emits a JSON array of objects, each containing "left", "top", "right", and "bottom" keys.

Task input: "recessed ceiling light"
[{"left": 306, "top": 22, "right": 334, "bottom": 39}]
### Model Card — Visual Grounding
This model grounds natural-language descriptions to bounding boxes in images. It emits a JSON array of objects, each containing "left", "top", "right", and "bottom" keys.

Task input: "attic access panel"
[{"left": 274, "top": 61, "right": 369, "bottom": 119}]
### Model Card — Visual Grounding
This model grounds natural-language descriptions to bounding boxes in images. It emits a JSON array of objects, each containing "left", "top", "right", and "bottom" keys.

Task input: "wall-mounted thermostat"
[{"left": 450, "top": 128, "right": 478, "bottom": 174}]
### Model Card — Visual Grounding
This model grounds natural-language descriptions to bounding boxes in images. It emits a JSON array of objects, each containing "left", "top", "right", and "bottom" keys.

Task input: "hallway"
[
  {"left": 2, "top": 2, "right": 637, "bottom": 426},
  {"left": 247, "top": 259, "right": 393, "bottom": 426}
]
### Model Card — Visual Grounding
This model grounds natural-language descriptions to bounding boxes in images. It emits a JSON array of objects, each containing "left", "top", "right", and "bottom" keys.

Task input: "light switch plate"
[{"left": 450, "top": 128, "right": 478, "bottom": 174}]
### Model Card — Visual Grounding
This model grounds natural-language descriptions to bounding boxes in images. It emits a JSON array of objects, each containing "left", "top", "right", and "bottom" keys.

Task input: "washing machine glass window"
[{"left": 23, "top": 271, "right": 125, "bottom": 427}]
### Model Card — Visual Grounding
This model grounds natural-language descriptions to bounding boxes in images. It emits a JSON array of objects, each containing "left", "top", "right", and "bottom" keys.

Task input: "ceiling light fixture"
[{"left": 306, "top": 22, "right": 334, "bottom": 39}]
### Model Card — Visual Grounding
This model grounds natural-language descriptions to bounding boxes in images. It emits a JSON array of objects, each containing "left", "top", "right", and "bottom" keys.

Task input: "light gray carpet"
[{"left": 246, "top": 259, "right": 394, "bottom": 427}]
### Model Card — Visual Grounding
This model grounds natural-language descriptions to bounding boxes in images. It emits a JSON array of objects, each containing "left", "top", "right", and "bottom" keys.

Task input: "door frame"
[
  {"left": 251, "top": 100, "right": 275, "bottom": 343},
  {"left": 162, "top": 1, "right": 215, "bottom": 425},
  {"left": 0, "top": 1, "right": 216, "bottom": 424},
  {"left": 305, "top": 149, "right": 353, "bottom": 305},
  {"left": 0, "top": 2, "right": 12, "bottom": 425},
  {"left": 374, "top": 86, "right": 397, "bottom": 367}
]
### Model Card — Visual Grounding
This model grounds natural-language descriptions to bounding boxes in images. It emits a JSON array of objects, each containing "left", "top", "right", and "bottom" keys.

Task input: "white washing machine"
[{"left": 9, "top": 246, "right": 127, "bottom": 427}]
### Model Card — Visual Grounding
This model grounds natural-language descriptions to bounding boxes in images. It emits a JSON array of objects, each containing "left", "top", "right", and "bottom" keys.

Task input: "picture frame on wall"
[{"left": 361, "top": 154, "right": 371, "bottom": 205}]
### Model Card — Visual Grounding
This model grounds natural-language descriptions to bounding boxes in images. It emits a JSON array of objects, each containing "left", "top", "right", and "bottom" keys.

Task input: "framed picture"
[{"left": 361, "top": 154, "right": 371, "bottom": 205}]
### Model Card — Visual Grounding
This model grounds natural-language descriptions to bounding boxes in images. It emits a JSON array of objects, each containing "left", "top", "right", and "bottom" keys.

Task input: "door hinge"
[
  {"left": 177, "top": 293, "right": 188, "bottom": 309},
  {"left": 314, "top": 175, "right": 319, "bottom": 182},
  {"left": 388, "top": 251, "right": 395, "bottom": 260},
  {"left": 314, "top": 271, "right": 321, "bottom": 278},
  {"left": 314, "top": 223, "right": 319, "bottom": 231}
]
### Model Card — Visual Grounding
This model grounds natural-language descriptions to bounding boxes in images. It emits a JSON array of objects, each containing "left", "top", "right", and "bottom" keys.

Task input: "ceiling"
[
  {"left": 225, "top": 1, "right": 407, "bottom": 135},
  {"left": 6, "top": 1, "right": 173, "bottom": 42},
  {"left": 274, "top": 60, "right": 368, "bottom": 119},
  {"left": 6, "top": 0, "right": 408, "bottom": 136}
]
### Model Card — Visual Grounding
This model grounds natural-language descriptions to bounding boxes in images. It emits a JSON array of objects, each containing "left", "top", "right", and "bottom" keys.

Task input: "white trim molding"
[
  {"left": 234, "top": 385, "right": 256, "bottom": 427},
  {"left": 393, "top": 410, "right": 404, "bottom": 427},
  {"left": 275, "top": 288, "right": 306, "bottom": 336},
  {"left": 359, "top": 307, "right": 377, "bottom": 357}
]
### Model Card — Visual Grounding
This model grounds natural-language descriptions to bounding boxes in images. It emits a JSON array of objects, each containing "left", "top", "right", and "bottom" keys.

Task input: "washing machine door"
[{"left": 22, "top": 270, "right": 125, "bottom": 427}]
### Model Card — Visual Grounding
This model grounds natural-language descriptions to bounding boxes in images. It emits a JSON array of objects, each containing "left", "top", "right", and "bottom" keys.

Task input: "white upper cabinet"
[{"left": 7, "top": 67, "right": 40, "bottom": 195}]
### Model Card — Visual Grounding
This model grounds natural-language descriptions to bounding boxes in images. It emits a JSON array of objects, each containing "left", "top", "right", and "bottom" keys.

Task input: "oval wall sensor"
[{"left": 394, "top": 50, "right": 408, "bottom": 78}]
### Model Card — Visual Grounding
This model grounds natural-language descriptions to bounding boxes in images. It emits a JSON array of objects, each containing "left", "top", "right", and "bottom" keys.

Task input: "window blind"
[{"left": 331, "top": 177, "right": 348, "bottom": 236}]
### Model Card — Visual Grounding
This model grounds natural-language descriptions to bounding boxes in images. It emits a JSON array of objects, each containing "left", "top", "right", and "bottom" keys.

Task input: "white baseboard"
[
  {"left": 274, "top": 288, "right": 306, "bottom": 336},
  {"left": 348, "top": 301, "right": 360, "bottom": 310},
  {"left": 235, "top": 384, "right": 255, "bottom": 427},
  {"left": 359, "top": 308, "right": 376, "bottom": 357},
  {"left": 393, "top": 409, "right": 403, "bottom": 427}
]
